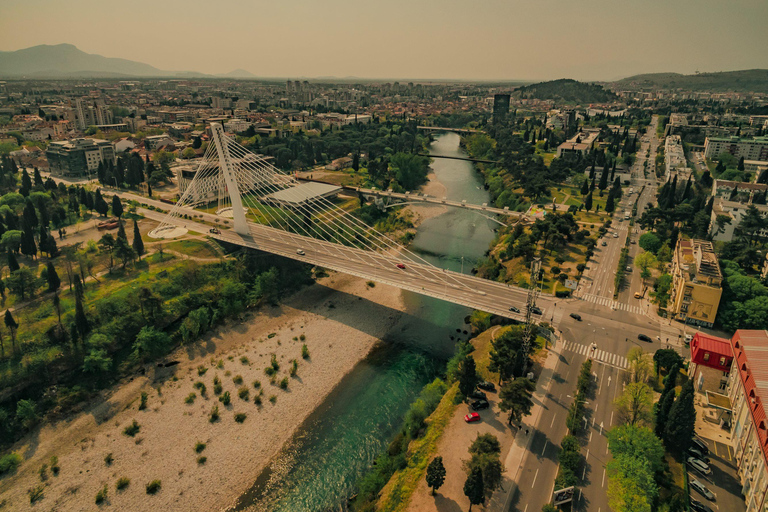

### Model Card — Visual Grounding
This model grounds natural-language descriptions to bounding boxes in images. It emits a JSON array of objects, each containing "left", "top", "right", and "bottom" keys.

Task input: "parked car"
[
  {"left": 471, "top": 399, "right": 490, "bottom": 411},
  {"left": 477, "top": 381, "right": 496, "bottom": 392},
  {"left": 613, "top": 233, "right": 619, "bottom": 238},
  {"left": 690, "top": 498, "right": 714, "bottom": 512},
  {"left": 569, "top": 313, "right": 582, "bottom": 321},
  {"left": 508, "top": 306, "right": 520, "bottom": 313},
  {"left": 208, "top": 228, "right": 221, "bottom": 234},
  {"left": 690, "top": 479, "right": 715, "bottom": 500},
  {"left": 396, "top": 263, "right": 406, "bottom": 269},
  {"left": 296, "top": 249, "right": 305, "bottom": 255},
  {"left": 638, "top": 334, "right": 652, "bottom": 342},
  {"left": 634, "top": 292, "right": 643, "bottom": 299},
  {"left": 464, "top": 412, "right": 481, "bottom": 423},
  {"left": 691, "top": 437, "right": 709, "bottom": 455},
  {"left": 688, "top": 447, "right": 709, "bottom": 463},
  {"left": 530, "top": 306, "right": 543, "bottom": 315},
  {"left": 469, "top": 390, "right": 487, "bottom": 400},
  {"left": 601, "top": 241, "right": 608, "bottom": 246},
  {"left": 688, "top": 457, "right": 712, "bottom": 475}
]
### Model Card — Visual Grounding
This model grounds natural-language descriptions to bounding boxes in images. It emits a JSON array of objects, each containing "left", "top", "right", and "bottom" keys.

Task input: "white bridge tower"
[{"left": 210, "top": 122, "right": 248, "bottom": 235}]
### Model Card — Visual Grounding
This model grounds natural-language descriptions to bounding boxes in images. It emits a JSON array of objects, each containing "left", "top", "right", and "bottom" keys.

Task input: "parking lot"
[{"left": 687, "top": 436, "right": 746, "bottom": 512}]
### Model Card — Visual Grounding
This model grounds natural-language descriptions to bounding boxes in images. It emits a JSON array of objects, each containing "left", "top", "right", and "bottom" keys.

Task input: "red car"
[
  {"left": 396, "top": 263, "right": 406, "bottom": 269},
  {"left": 464, "top": 412, "right": 480, "bottom": 423}
]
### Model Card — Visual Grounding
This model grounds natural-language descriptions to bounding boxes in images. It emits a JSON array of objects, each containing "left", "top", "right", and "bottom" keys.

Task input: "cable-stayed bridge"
[{"left": 151, "top": 123, "right": 550, "bottom": 320}]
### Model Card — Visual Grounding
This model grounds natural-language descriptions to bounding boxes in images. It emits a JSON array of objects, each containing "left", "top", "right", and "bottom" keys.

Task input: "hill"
[
  {"left": 0, "top": 43, "right": 170, "bottom": 77},
  {"left": 220, "top": 68, "right": 256, "bottom": 78},
  {"left": 512, "top": 79, "right": 618, "bottom": 104},
  {"left": 612, "top": 69, "right": 768, "bottom": 93}
]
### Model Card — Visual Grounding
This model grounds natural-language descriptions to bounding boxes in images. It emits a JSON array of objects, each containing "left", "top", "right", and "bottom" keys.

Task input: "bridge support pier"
[{"left": 211, "top": 122, "right": 249, "bottom": 235}]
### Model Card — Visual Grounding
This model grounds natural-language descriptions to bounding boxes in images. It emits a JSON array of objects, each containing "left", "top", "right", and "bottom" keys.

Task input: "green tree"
[
  {"left": 426, "top": 456, "right": 446, "bottom": 495},
  {"left": 653, "top": 350, "right": 683, "bottom": 376},
  {"left": 499, "top": 377, "right": 535, "bottom": 426},
  {"left": 132, "top": 219, "right": 145, "bottom": 260},
  {"left": 113, "top": 237, "right": 136, "bottom": 268},
  {"left": 111, "top": 195, "right": 123, "bottom": 218},
  {"left": 15, "top": 399, "right": 38, "bottom": 430},
  {"left": 654, "top": 385, "right": 676, "bottom": 439},
  {"left": 463, "top": 466, "right": 485, "bottom": 511},
  {"left": 585, "top": 191, "right": 593, "bottom": 211},
  {"left": 46, "top": 262, "right": 60, "bottom": 292},
  {"left": 98, "top": 234, "right": 116, "bottom": 272},
  {"left": 457, "top": 354, "right": 479, "bottom": 399},
  {"left": 489, "top": 326, "right": 525, "bottom": 383},
  {"left": 614, "top": 382, "right": 653, "bottom": 427},
  {"left": 638, "top": 233, "right": 661, "bottom": 253},
  {"left": 607, "top": 425, "right": 665, "bottom": 476},
  {"left": 4, "top": 309, "right": 18, "bottom": 353},
  {"left": 133, "top": 326, "right": 171, "bottom": 362},
  {"left": 74, "top": 280, "right": 89, "bottom": 339},
  {"left": 664, "top": 380, "right": 695, "bottom": 453},
  {"left": 606, "top": 454, "right": 655, "bottom": 512},
  {"left": 7, "top": 267, "right": 35, "bottom": 300},
  {"left": 83, "top": 348, "right": 112, "bottom": 374},
  {"left": 605, "top": 193, "right": 615, "bottom": 213},
  {"left": 580, "top": 178, "right": 589, "bottom": 196}
]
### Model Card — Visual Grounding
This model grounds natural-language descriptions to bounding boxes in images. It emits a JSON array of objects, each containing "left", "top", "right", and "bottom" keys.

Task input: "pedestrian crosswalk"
[
  {"left": 581, "top": 293, "right": 645, "bottom": 315},
  {"left": 561, "top": 340, "right": 628, "bottom": 370}
]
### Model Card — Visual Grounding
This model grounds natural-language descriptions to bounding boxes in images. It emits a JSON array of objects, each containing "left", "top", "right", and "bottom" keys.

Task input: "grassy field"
[{"left": 165, "top": 239, "right": 221, "bottom": 259}]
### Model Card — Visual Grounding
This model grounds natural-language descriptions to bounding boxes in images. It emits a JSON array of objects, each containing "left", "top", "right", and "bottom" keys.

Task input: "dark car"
[
  {"left": 690, "top": 499, "right": 714, "bottom": 512},
  {"left": 688, "top": 447, "right": 710, "bottom": 463},
  {"left": 508, "top": 306, "right": 520, "bottom": 313},
  {"left": 469, "top": 390, "right": 487, "bottom": 400},
  {"left": 638, "top": 334, "right": 652, "bottom": 342},
  {"left": 529, "top": 306, "right": 542, "bottom": 315},
  {"left": 570, "top": 313, "right": 582, "bottom": 321},
  {"left": 477, "top": 381, "right": 496, "bottom": 392},
  {"left": 691, "top": 437, "right": 709, "bottom": 455},
  {"left": 471, "top": 399, "right": 490, "bottom": 411}
]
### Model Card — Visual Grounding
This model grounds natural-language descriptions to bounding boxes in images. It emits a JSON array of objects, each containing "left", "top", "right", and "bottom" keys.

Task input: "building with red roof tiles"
[
  {"left": 727, "top": 330, "right": 768, "bottom": 512},
  {"left": 690, "top": 332, "right": 733, "bottom": 395}
]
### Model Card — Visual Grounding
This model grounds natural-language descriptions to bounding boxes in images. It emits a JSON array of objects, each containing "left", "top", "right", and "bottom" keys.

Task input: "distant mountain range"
[
  {"left": 611, "top": 69, "right": 768, "bottom": 93},
  {"left": 0, "top": 44, "right": 253, "bottom": 79}
]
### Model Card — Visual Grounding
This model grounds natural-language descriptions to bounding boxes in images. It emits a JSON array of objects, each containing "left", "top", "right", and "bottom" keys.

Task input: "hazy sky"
[{"left": 2, "top": 0, "right": 767, "bottom": 81}]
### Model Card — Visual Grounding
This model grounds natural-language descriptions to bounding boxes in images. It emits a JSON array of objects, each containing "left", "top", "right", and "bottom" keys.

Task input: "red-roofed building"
[
  {"left": 690, "top": 332, "right": 733, "bottom": 394},
  {"left": 727, "top": 330, "right": 768, "bottom": 512}
]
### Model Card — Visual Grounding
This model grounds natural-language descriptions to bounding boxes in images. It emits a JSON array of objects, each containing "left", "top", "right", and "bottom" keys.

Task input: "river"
[{"left": 231, "top": 132, "right": 496, "bottom": 512}]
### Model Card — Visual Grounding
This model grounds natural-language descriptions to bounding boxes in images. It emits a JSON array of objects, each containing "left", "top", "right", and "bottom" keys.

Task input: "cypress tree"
[
  {"left": 20, "top": 225, "right": 36, "bottom": 258},
  {"left": 147, "top": 182, "right": 153, "bottom": 198},
  {"left": 464, "top": 466, "right": 485, "bottom": 511},
  {"left": 111, "top": 195, "right": 123, "bottom": 218},
  {"left": 664, "top": 380, "right": 696, "bottom": 454},
  {"left": 20, "top": 169, "right": 32, "bottom": 196},
  {"left": 585, "top": 191, "right": 593, "bottom": 211},
  {"left": 599, "top": 164, "right": 609, "bottom": 191},
  {"left": 605, "top": 193, "right": 615, "bottom": 213},
  {"left": 33, "top": 168, "right": 43, "bottom": 188},
  {"left": 22, "top": 198, "right": 38, "bottom": 228},
  {"left": 7, "top": 250, "right": 19, "bottom": 272},
  {"left": 132, "top": 219, "right": 145, "bottom": 260},
  {"left": 116, "top": 220, "right": 127, "bottom": 242},
  {"left": 74, "top": 280, "right": 89, "bottom": 338},
  {"left": 580, "top": 178, "right": 589, "bottom": 196},
  {"left": 426, "top": 456, "right": 446, "bottom": 495},
  {"left": 46, "top": 261, "right": 60, "bottom": 292}
]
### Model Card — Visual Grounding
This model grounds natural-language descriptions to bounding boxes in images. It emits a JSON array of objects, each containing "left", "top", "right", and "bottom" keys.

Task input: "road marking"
[
  {"left": 550, "top": 413, "right": 557, "bottom": 428},
  {"left": 595, "top": 402, "right": 599, "bottom": 413},
  {"left": 582, "top": 450, "right": 589, "bottom": 479},
  {"left": 524, "top": 505, "right": 528, "bottom": 512},
  {"left": 542, "top": 440, "right": 548, "bottom": 456},
  {"left": 589, "top": 431, "right": 593, "bottom": 442},
  {"left": 610, "top": 410, "right": 614, "bottom": 426},
  {"left": 602, "top": 468, "right": 606, "bottom": 488},
  {"left": 531, "top": 468, "right": 539, "bottom": 488},
  {"left": 714, "top": 442, "right": 719, "bottom": 457}
]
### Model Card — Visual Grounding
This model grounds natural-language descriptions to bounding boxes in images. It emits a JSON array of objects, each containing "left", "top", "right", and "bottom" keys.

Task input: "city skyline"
[{"left": 1, "top": 0, "right": 767, "bottom": 81}]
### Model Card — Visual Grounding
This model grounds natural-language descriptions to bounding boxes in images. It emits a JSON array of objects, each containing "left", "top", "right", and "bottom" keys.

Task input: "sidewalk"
[{"left": 488, "top": 334, "right": 562, "bottom": 511}]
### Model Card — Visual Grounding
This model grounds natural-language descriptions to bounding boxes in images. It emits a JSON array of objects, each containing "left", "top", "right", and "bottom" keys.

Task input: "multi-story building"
[
  {"left": 710, "top": 197, "right": 768, "bottom": 242},
  {"left": 224, "top": 119, "right": 251, "bottom": 133},
  {"left": 72, "top": 98, "right": 113, "bottom": 130},
  {"left": 727, "top": 330, "right": 768, "bottom": 512},
  {"left": 668, "top": 239, "right": 723, "bottom": 328},
  {"left": 46, "top": 138, "right": 116, "bottom": 177},
  {"left": 704, "top": 136, "right": 768, "bottom": 162},
  {"left": 665, "top": 135, "right": 687, "bottom": 172},
  {"left": 556, "top": 129, "right": 599, "bottom": 157}
]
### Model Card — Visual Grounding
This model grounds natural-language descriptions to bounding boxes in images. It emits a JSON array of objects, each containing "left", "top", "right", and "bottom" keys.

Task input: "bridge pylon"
[{"left": 210, "top": 122, "right": 248, "bottom": 235}]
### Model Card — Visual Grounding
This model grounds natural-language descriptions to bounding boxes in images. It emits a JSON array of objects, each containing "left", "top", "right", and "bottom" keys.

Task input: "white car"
[
  {"left": 688, "top": 457, "right": 712, "bottom": 475},
  {"left": 296, "top": 249, "right": 305, "bottom": 255},
  {"left": 613, "top": 233, "right": 619, "bottom": 238}
]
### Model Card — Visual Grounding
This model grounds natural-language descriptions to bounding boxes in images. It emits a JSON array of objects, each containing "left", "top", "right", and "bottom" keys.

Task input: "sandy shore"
[
  {"left": 0, "top": 274, "right": 405, "bottom": 511},
  {"left": 407, "top": 172, "right": 449, "bottom": 226}
]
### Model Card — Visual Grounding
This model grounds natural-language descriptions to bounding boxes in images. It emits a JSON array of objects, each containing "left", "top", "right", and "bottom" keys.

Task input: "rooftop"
[
  {"left": 263, "top": 182, "right": 341, "bottom": 205},
  {"left": 676, "top": 239, "right": 722, "bottom": 282},
  {"left": 731, "top": 330, "right": 768, "bottom": 466}
]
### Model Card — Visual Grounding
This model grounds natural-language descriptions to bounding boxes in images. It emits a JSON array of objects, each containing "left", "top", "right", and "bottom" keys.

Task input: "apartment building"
[
  {"left": 710, "top": 197, "right": 768, "bottom": 242},
  {"left": 46, "top": 138, "right": 116, "bottom": 177},
  {"left": 668, "top": 239, "right": 723, "bottom": 328},
  {"left": 705, "top": 136, "right": 768, "bottom": 162},
  {"left": 556, "top": 129, "right": 599, "bottom": 157},
  {"left": 727, "top": 330, "right": 768, "bottom": 512}
]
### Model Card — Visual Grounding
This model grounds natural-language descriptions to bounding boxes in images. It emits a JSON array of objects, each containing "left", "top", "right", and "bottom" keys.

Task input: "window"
[
  {"left": 720, "top": 356, "right": 727, "bottom": 366},
  {"left": 704, "top": 352, "right": 710, "bottom": 361}
]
